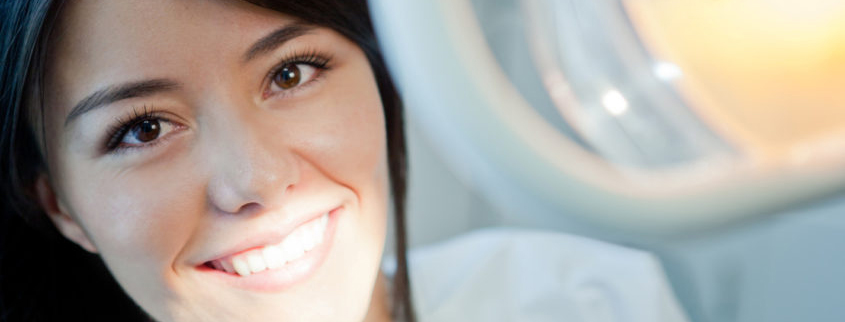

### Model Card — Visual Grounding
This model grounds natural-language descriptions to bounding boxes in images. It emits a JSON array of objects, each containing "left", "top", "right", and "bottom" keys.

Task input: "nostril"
[{"left": 232, "top": 202, "right": 263, "bottom": 216}]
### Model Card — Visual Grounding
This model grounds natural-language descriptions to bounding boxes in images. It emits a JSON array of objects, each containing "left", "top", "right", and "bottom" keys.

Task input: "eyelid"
[
  {"left": 110, "top": 119, "right": 184, "bottom": 154},
  {"left": 103, "top": 106, "right": 185, "bottom": 154},
  {"left": 262, "top": 49, "right": 332, "bottom": 99}
]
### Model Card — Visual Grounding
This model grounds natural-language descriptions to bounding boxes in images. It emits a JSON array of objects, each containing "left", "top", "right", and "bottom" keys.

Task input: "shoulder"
[{"left": 405, "top": 228, "right": 690, "bottom": 322}]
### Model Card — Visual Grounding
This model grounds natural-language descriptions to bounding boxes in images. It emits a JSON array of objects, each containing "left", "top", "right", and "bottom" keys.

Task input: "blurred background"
[
  {"left": 404, "top": 119, "right": 504, "bottom": 248},
  {"left": 377, "top": 0, "right": 845, "bottom": 321}
]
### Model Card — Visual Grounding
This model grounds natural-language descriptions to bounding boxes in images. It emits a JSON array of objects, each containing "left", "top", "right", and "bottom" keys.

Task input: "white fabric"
[{"left": 402, "top": 228, "right": 689, "bottom": 322}]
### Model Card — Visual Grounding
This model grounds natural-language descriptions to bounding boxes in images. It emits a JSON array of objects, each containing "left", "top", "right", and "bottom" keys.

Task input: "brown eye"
[
  {"left": 273, "top": 63, "right": 302, "bottom": 89},
  {"left": 124, "top": 119, "right": 161, "bottom": 144},
  {"left": 106, "top": 112, "right": 180, "bottom": 152},
  {"left": 268, "top": 63, "right": 319, "bottom": 95}
]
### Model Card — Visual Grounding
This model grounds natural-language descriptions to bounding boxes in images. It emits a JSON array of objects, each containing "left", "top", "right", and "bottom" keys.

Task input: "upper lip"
[{"left": 198, "top": 206, "right": 338, "bottom": 265}]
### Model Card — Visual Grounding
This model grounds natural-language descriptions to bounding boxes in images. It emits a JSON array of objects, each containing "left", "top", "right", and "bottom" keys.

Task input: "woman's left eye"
[{"left": 269, "top": 63, "right": 319, "bottom": 93}]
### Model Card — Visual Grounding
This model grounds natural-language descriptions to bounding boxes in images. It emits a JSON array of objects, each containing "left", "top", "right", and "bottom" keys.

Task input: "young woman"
[{"left": 0, "top": 0, "right": 413, "bottom": 321}]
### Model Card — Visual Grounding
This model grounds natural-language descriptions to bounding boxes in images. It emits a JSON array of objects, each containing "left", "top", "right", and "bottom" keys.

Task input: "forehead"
[
  {"left": 54, "top": 0, "right": 288, "bottom": 60},
  {"left": 46, "top": 0, "right": 294, "bottom": 117}
]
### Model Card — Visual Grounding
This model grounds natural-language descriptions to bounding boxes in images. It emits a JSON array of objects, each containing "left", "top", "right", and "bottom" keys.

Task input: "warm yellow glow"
[{"left": 623, "top": 0, "right": 845, "bottom": 164}]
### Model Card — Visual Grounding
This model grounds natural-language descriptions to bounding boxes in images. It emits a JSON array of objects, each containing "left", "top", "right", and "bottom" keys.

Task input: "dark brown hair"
[{"left": 0, "top": 0, "right": 413, "bottom": 321}]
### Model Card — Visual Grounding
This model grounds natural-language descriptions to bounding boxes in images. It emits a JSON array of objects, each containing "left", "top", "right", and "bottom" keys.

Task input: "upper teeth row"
[{"left": 212, "top": 213, "right": 329, "bottom": 277}]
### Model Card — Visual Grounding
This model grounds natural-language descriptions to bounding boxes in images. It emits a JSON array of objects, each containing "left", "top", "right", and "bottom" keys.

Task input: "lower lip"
[{"left": 196, "top": 207, "right": 342, "bottom": 292}]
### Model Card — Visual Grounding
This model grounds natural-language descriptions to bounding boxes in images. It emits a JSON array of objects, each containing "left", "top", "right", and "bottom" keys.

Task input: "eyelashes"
[
  {"left": 267, "top": 48, "right": 332, "bottom": 80},
  {"left": 264, "top": 49, "right": 332, "bottom": 98},
  {"left": 101, "top": 49, "right": 334, "bottom": 154},
  {"left": 103, "top": 105, "right": 168, "bottom": 152}
]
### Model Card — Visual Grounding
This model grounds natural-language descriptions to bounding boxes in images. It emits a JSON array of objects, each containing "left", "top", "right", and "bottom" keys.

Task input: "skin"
[{"left": 32, "top": 0, "right": 391, "bottom": 321}]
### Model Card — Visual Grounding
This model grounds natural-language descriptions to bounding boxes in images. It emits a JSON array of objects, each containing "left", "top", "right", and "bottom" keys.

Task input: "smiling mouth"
[{"left": 204, "top": 212, "right": 329, "bottom": 277}]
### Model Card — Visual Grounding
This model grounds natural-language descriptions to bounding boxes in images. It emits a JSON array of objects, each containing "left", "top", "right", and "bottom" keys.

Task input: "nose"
[{"left": 204, "top": 113, "right": 299, "bottom": 215}]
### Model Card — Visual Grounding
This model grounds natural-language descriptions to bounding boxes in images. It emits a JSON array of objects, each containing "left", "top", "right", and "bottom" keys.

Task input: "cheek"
[
  {"left": 302, "top": 71, "right": 388, "bottom": 188},
  {"left": 289, "top": 69, "right": 391, "bottom": 276},
  {"left": 310, "top": 85, "right": 390, "bottom": 241},
  {"left": 62, "top": 157, "right": 203, "bottom": 270}
]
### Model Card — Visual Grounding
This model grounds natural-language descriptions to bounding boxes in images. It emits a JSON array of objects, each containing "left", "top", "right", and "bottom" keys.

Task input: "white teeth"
[
  {"left": 214, "top": 212, "right": 330, "bottom": 277},
  {"left": 220, "top": 260, "right": 235, "bottom": 274},
  {"left": 308, "top": 232, "right": 320, "bottom": 249},
  {"left": 246, "top": 253, "right": 267, "bottom": 273},
  {"left": 302, "top": 230, "right": 316, "bottom": 251},
  {"left": 262, "top": 245, "right": 285, "bottom": 269},
  {"left": 279, "top": 236, "right": 299, "bottom": 263},
  {"left": 232, "top": 257, "right": 251, "bottom": 277},
  {"left": 283, "top": 232, "right": 306, "bottom": 260}
]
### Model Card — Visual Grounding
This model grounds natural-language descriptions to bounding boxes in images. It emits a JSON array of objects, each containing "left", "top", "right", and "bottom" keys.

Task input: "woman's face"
[{"left": 36, "top": 0, "right": 389, "bottom": 321}]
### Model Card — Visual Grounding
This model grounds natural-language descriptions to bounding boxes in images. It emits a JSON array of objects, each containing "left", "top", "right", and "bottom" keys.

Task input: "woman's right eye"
[
  {"left": 123, "top": 119, "right": 168, "bottom": 144},
  {"left": 107, "top": 116, "right": 180, "bottom": 152}
]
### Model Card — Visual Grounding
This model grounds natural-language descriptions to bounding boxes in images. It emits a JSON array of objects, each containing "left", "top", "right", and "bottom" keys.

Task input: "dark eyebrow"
[
  {"left": 64, "top": 79, "right": 179, "bottom": 127},
  {"left": 243, "top": 23, "right": 315, "bottom": 62}
]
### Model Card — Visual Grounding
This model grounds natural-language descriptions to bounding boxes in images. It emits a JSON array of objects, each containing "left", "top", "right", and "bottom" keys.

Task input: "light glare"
[
  {"left": 602, "top": 90, "right": 629, "bottom": 116},
  {"left": 653, "top": 62, "right": 682, "bottom": 80}
]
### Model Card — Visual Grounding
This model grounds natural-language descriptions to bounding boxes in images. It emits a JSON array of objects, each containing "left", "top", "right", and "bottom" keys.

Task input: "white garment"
[{"left": 400, "top": 228, "right": 689, "bottom": 322}]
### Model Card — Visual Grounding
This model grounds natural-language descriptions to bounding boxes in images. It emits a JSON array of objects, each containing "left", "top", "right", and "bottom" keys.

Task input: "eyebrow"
[
  {"left": 64, "top": 24, "right": 313, "bottom": 127},
  {"left": 64, "top": 79, "right": 180, "bottom": 127},
  {"left": 243, "top": 23, "right": 315, "bottom": 62}
]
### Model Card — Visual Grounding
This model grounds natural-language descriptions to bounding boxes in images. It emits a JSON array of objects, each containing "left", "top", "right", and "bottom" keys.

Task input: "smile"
[
  {"left": 208, "top": 212, "right": 329, "bottom": 276},
  {"left": 198, "top": 206, "right": 341, "bottom": 292}
]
